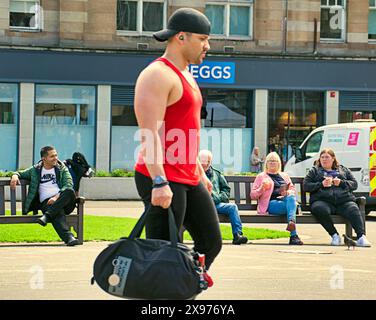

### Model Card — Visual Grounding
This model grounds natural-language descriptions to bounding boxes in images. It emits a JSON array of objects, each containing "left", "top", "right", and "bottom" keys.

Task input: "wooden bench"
[
  {"left": 0, "top": 179, "right": 85, "bottom": 244},
  {"left": 222, "top": 176, "right": 366, "bottom": 238}
]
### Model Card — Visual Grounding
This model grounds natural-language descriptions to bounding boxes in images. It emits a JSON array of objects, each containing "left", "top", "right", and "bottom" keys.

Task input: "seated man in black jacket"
[{"left": 303, "top": 148, "right": 371, "bottom": 247}]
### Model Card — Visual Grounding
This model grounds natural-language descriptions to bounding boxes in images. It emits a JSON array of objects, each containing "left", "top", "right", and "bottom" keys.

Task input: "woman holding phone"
[
  {"left": 251, "top": 152, "right": 303, "bottom": 245},
  {"left": 303, "top": 148, "right": 371, "bottom": 247}
]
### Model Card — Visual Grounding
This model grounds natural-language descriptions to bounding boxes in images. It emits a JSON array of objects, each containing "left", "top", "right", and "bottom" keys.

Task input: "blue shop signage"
[{"left": 189, "top": 61, "right": 235, "bottom": 84}]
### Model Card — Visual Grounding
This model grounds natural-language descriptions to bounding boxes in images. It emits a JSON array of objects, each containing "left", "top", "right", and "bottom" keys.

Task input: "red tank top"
[{"left": 134, "top": 57, "right": 202, "bottom": 185}]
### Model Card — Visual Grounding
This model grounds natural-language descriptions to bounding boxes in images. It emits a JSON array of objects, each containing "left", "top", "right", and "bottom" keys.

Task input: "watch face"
[{"left": 153, "top": 176, "right": 166, "bottom": 184}]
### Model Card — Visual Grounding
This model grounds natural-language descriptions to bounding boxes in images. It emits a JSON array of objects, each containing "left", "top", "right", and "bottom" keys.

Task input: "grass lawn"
[{"left": 0, "top": 215, "right": 289, "bottom": 243}]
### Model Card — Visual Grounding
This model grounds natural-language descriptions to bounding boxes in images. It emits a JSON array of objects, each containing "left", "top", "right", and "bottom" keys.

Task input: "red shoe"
[{"left": 203, "top": 271, "right": 214, "bottom": 288}]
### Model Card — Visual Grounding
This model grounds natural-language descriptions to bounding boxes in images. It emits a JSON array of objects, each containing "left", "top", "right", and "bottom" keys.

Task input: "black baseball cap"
[{"left": 153, "top": 8, "right": 211, "bottom": 42}]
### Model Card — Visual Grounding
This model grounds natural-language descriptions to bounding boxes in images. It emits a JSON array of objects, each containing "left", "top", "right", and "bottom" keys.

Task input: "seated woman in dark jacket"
[{"left": 303, "top": 148, "right": 371, "bottom": 247}]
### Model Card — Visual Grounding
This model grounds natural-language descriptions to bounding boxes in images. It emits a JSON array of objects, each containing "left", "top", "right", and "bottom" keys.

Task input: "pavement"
[{"left": 0, "top": 200, "right": 376, "bottom": 300}]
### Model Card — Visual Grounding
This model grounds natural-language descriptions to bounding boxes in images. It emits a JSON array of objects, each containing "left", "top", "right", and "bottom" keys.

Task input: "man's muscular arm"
[{"left": 134, "top": 64, "right": 174, "bottom": 209}]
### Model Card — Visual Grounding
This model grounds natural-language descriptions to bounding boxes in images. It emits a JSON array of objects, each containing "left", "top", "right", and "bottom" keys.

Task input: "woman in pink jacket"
[{"left": 251, "top": 152, "right": 303, "bottom": 245}]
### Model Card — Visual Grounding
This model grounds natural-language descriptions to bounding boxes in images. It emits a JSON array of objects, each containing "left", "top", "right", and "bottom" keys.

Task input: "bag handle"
[{"left": 128, "top": 205, "right": 179, "bottom": 247}]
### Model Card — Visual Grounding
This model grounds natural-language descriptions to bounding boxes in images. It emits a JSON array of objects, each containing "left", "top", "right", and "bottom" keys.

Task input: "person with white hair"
[
  {"left": 199, "top": 150, "right": 248, "bottom": 245},
  {"left": 251, "top": 152, "right": 303, "bottom": 245}
]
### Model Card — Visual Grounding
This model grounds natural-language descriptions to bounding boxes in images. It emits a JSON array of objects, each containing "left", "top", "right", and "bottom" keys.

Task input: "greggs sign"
[{"left": 189, "top": 61, "right": 235, "bottom": 84}]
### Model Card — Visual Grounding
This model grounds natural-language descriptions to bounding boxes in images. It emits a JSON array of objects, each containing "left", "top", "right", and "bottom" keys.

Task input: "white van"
[{"left": 284, "top": 120, "right": 376, "bottom": 214}]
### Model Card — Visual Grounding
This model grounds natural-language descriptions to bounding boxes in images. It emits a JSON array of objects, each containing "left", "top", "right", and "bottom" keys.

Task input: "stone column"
[
  {"left": 18, "top": 83, "right": 35, "bottom": 169},
  {"left": 96, "top": 85, "right": 111, "bottom": 171},
  {"left": 254, "top": 89, "right": 269, "bottom": 158},
  {"left": 325, "top": 90, "right": 339, "bottom": 125}
]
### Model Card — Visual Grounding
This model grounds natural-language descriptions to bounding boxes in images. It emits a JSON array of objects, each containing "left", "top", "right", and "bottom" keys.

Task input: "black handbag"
[{"left": 91, "top": 207, "right": 209, "bottom": 300}]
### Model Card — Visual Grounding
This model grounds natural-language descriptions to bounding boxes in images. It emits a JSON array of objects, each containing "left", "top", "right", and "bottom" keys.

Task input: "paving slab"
[{"left": 0, "top": 201, "right": 375, "bottom": 300}]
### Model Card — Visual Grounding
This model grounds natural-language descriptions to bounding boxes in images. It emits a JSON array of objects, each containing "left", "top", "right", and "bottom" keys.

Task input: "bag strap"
[
  {"left": 128, "top": 205, "right": 179, "bottom": 247},
  {"left": 167, "top": 207, "right": 179, "bottom": 246}
]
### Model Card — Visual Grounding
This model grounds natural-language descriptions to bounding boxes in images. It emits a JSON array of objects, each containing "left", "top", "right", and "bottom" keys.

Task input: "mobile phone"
[{"left": 280, "top": 183, "right": 290, "bottom": 191}]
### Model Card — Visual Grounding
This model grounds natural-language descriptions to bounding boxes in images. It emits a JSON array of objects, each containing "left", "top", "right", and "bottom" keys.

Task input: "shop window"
[
  {"left": 0, "top": 83, "right": 18, "bottom": 171},
  {"left": 369, "top": 0, "right": 376, "bottom": 40},
  {"left": 9, "top": 0, "right": 41, "bottom": 30},
  {"left": 202, "top": 89, "right": 253, "bottom": 128},
  {"left": 34, "top": 85, "right": 96, "bottom": 165},
  {"left": 205, "top": 1, "right": 253, "bottom": 38},
  {"left": 112, "top": 105, "right": 137, "bottom": 126},
  {"left": 117, "top": 0, "right": 166, "bottom": 34},
  {"left": 339, "top": 92, "right": 376, "bottom": 122},
  {"left": 111, "top": 86, "right": 137, "bottom": 126},
  {"left": 0, "top": 102, "right": 15, "bottom": 124},
  {"left": 339, "top": 110, "right": 376, "bottom": 123},
  {"left": 111, "top": 86, "right": 138, "bottom": 170},
  {"left": 320, "top": 0, "right": 346, "bottom": 41},
  {"left": 268, "top": 91, "right": 324, "bottom": 165}
]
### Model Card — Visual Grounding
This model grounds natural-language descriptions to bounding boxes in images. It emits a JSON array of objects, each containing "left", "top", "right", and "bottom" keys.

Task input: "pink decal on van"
[{"left": 347, "top": 132, "right": 360, "bottom": 146}]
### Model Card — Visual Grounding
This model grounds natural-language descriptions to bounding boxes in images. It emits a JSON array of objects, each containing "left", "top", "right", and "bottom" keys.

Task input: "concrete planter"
[
  {"left": 2, "top": 176, "right": 246, "bottom": 201},
  {"left": 78, "top": 177, "right": 245, "bottom": 200},
  {"left": 79, "top": 177, "right": 139, "bottom": 200}
]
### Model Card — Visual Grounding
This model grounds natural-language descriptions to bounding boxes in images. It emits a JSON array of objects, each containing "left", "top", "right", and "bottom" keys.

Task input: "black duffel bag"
[{"left": 91, "top": 207, "right": 209, "bottom": 300}]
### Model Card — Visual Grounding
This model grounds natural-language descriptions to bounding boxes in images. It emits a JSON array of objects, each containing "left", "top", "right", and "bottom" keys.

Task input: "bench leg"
[
  {"left": 77, "top": 203, "right": 84, "bottom": 245},
  {"left": 345, "top": 222, "right": 353, "bottom": 239}
]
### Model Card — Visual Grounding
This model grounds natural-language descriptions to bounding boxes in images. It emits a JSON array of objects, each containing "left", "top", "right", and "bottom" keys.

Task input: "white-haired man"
[{"left": 199, "top": 150, "right": 248, "bottom": 245}]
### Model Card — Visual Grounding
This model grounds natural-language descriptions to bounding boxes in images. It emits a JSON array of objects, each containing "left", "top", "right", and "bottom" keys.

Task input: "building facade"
[{"left": 1, "top": 0, "right": 376, "bottom": 172}]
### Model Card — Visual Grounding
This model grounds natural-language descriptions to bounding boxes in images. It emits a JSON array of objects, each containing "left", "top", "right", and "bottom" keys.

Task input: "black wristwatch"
[{"left": 152, "top": 175, "right": 169, "bottom": 188}]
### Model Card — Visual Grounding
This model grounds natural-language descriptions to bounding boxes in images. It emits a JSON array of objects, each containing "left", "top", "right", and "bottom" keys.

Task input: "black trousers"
[
  {"left": 310, "top": 200, "right": 365, "bottom": 239},
  {"left": 135, "top": 172, "right": 222, "bottom": 270},
  {"left": 38, "top": 189, "right": 76, "bottom": 243}
]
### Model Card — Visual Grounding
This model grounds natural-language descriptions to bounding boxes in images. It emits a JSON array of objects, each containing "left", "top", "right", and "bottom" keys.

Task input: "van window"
[{"left": 303, "top": 130, "right": 323, "bottom": 158}]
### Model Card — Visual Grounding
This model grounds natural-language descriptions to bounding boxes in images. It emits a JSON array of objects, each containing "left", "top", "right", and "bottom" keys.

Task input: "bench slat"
[
  {"left": 0, "top": 214, "right": 80, "bottom": 224},
  {"left": 234, "top": 182, "right": 240, "bottom": 204},
  {"left": 219, "top": 213, "right": 349, "bottom": 224}
]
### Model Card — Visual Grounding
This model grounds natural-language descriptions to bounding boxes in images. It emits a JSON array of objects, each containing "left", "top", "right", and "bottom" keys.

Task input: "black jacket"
[{"left": 303, "top": 165, "right": 358, "bottom": 205}]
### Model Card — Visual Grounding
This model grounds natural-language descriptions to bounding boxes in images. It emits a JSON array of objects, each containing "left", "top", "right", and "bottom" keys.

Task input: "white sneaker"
[
  {"left": 356, "top": 235, "right": 372, "bottom": 247},
  {"left": 331, "top": 233, "right": 342, "bottom": 246}
]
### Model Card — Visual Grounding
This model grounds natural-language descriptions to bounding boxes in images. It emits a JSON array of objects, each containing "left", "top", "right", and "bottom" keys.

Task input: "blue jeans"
[
  {"left": 215, "top": 203, "right": 242, "bottom": 236},
  {"left": 268, "top": 194, "right": 297, "bottom": 236}
]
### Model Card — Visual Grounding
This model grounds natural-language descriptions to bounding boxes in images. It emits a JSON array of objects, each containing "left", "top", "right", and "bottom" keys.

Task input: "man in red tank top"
[{"left": 133, "top": 8, "right": 222, "bottom": 273}]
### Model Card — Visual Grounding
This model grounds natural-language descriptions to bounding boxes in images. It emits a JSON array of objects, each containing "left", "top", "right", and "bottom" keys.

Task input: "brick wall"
[{"left": 0, "top": 0, "right": 376, "bottom": 57}]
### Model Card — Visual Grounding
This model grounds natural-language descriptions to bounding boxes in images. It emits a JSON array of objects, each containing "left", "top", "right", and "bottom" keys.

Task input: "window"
[
  {"left": 117, "top": 0, "right": 166, "bottom": 34},
  {"left": 205, "top": 0, "right": 253, "bottom": 38},
  {"left": 304, "top": 131, "right": 324, "bottom": 158},
  {"left": 339, "top": 91, "right": 376, "bottom": 122},
  {"left": 320, "top": 0, "right": 346, "bottom": 41},
  {"left": 0, "top": 84, "right": 18, "bottom": 171},
  {"left": 34, "top": 85, "right": 96, "bottom": 165},
  {"left": 369, "top": 0, "right": 376, "bottom": 40},
  {"left": 340, "top": 110, "right": 376, "bottom": 122},
  {"left": 9, "top": 0, "right": 41, "bottom": 30},
  {"left": 268, "top": 91, "right": 325, "bottom": 164},
  {"left": 111, "top": 86, "right": 139, "bottom": 170},
  {"left": 200, "top": 88, "right": 253, "bottom": 173},
  {"left": 202, "top": 89, "right": 253, "bottom": 128}
]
